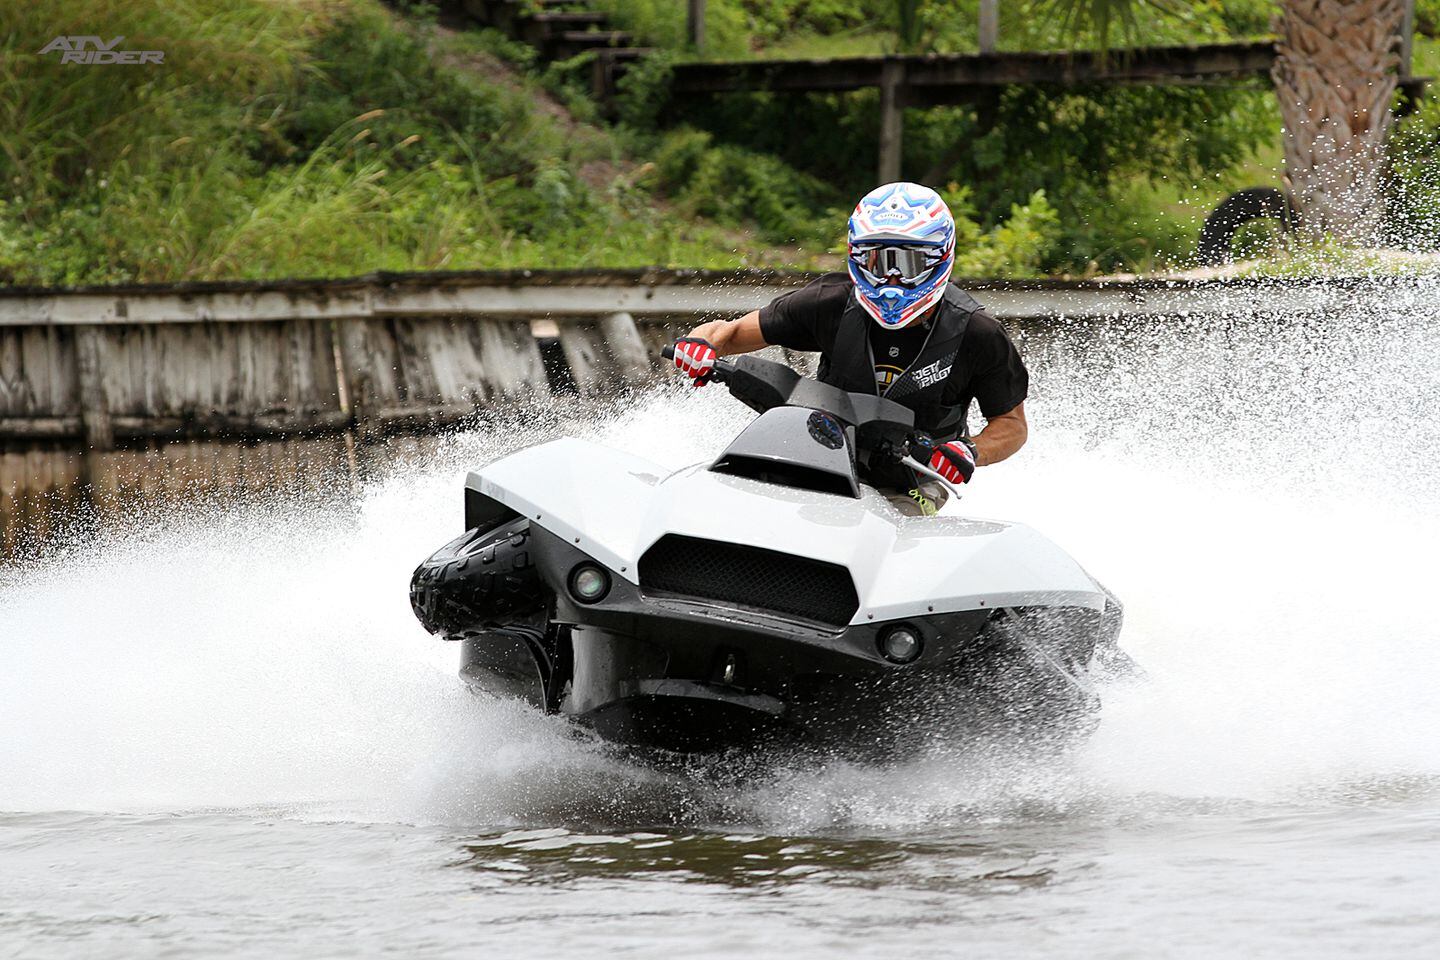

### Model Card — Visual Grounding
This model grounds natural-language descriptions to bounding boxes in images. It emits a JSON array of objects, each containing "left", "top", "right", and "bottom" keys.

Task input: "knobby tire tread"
[{"left": 409, "top": 518, "right": 544, "bottom": 637}]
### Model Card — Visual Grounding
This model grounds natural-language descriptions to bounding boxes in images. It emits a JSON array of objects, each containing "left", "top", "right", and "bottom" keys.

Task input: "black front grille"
[{"left": 638, "top": 535, "right": 860, "bottom": 628}]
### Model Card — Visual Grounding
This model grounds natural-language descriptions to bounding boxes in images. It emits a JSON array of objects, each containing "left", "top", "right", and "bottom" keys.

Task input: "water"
[{"left": 4, "top": 285, "right": 1440, "bottom": 957}]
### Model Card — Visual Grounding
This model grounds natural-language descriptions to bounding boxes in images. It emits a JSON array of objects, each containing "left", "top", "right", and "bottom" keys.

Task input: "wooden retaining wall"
[{"left": 0, "top": 269, "right": 1414, "bottom": 555}]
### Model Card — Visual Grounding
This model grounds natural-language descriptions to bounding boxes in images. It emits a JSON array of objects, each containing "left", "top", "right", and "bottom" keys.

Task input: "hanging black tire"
[
  {"left": 1196, "top": 187, "right": 1298, "bottom": 266},
  {"left": 409, "top": 517, "right": 545, "bottom": 638}
]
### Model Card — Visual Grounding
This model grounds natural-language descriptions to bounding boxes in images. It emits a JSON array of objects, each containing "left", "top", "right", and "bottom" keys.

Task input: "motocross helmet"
[{"left": 847, "top": 182, "right": 956, "bottom": 329}]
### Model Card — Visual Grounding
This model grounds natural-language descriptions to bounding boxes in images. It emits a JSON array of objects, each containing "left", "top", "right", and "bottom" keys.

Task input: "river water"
[{"left": 3, "top": 284, "right": 1440, "bottom": 957}]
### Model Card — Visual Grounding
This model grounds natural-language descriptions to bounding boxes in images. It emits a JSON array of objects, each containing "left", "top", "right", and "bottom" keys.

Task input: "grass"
[
  {"left": 0, "top": 0, "right": 830, "bottom": 285},
  {"left": 0, "top": 0, "right": 1078, "bottom": 285},
  {"left": 5, "top": 0, "right": 1426, "bottom": 284}
]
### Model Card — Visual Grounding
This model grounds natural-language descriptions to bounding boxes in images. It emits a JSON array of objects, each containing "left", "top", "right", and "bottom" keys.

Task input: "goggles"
[{"left": 849, "top": 243, "right": 945, "bottom": 287}]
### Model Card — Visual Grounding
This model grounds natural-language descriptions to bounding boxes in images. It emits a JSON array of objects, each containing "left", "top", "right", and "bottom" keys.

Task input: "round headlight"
[
  {"left": 879, "top": 625, "right": 922, "bottom": 664},
  {"left": 569, "top": 564, "right": 610, "bottom": 603}
]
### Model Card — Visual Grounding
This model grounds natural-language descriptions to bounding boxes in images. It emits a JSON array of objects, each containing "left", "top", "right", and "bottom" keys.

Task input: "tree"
[
  {"left": 1042, "top": 0, "right": 1410, "bottom": 242},
  {"left": 1272, "top": 0, "right": 1407, "bottom": 241}
]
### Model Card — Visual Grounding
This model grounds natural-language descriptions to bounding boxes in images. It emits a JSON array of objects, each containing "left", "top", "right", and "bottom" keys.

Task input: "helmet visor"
[{"left": 850, "top": 243, "right": 945, "bottom": 287}]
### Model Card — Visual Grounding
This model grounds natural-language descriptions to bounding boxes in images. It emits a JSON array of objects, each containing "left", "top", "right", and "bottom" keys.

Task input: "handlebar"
[
  {"left": 657, "top": 340, "right": 959, "bottom": 495},
  {"left": 659, "top": 342, "right": 734, "bottom": 384}
]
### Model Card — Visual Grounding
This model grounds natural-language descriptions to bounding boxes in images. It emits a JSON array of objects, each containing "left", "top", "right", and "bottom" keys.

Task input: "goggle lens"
[{"left": 850, "top": 244, "right": 943, "bottom": 286}]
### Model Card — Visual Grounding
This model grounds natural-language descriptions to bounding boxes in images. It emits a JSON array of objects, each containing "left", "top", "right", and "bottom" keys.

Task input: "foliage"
[
  {"left": 0, "top": 0, "right": 1300, "bottom": 282},
  {"left": 592, "top": 1, "right": 1279, "bottom": 271},
  {"left": 1383, "top": 96, "right": 1440, "bottom": 251},
  {"left": 614, "top": 51, "right": 677, "bottom": 130},
  {"left": 646, "top": 128, "right": 836, "bottom": 244},
  {"left": 1417, "top": 0, "right": 1440, "bottom": 38},
  {"left": 947, "top": 187, "right": 1063, "bottom": 277},
  {"left": 590, "top": 0, "right": 1269, "bottom": 58},
  {"left": 1205, "top": 0, "right": 1278, "bottom": 37},
  {"left": 0, "top": 0, "right": 816, "bottom": 284},
  {"left": 672, "top": 76, "right": 1273, "bottom": 272},
  {"left": 1029, "top": 0, "right": 1191, "bottom": 49}
]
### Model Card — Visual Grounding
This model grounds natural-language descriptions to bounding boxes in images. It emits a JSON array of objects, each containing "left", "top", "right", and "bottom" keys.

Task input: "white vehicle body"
[{"left": 471, "top": 436, "right": 1107, "bottom": 626}]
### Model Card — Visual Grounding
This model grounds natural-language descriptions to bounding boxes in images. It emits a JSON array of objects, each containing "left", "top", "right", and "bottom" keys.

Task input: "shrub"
[
  {"left": 648, "top": 128, "right": 836, "bottom": 244},
  {"left": 1385, "top": 96, "right": 1440, "bottom": 251}
]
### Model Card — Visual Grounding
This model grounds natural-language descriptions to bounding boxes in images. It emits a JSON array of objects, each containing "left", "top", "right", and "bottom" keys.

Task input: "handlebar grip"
[{"left": 661, "top": 340, "right": 732, "bottom": 384}]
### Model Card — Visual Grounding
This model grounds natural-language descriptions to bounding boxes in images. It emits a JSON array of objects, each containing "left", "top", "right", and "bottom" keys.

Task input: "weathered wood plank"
[
  {"left": 473, "top": 318, "right": 548, "bottom": 400},
  {"left": 0, "top": 327, "right": 80, "bottom": 418},
  {"left": 597, "top": 311, "right": 654, "bottom": 383},
  {"left": 556, "top": 320, "right": 613, "bottom": 396},
  {"left": 669, "top": 42, "right": 1276, "bottom": 95},
  {"left": 75, "top": 327, "right": 113, "bottom": 450},
  {"left": 0, "top": 416, "right": 83, "bottom": 439}
]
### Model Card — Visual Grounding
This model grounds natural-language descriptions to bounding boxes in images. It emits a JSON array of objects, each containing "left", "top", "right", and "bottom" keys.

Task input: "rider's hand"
[
  {"left": 672, "top": 337, "right": 717, "bottom": 387},
  {"left": 929, "top": 439, "right": 978, "bottom": 485}
]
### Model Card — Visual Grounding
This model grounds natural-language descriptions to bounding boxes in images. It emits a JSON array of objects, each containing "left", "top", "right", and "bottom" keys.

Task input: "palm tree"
[
  {"left": 1044, "top": 0, "right": 1409, "bottom": 242},
  {"left": 1272, "top": 0, "right": 1407, "bottom": 241}
]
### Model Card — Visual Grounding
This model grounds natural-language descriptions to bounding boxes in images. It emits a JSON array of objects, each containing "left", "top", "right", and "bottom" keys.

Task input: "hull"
[
  {"left": 412, "top": 432, "right": 1126, "bottom": 757},
  {"left": 434, "top": 520, "right": 1113, "bottom": 755}
]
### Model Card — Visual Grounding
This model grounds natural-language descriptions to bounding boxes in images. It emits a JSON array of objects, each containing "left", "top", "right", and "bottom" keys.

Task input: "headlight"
[
  {"left": 568, "top": 563, "right": 611, "bottom": 603},
  {"left": 879, "top": 624, "right": 922, "bottom": 664}
]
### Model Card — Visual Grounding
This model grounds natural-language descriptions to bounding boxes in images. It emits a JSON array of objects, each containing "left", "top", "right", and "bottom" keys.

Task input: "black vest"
[{"left": 817, "top": 284, "right": 980, "bottom": 441}]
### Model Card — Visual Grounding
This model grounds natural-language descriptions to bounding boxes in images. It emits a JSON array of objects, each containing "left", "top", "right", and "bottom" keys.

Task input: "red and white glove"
[
  {"left": 928, "top": 439, "right": 978, "bottom": 485},
  {"left": 671, "top": 337, "right": 717, "bottom": 387}
]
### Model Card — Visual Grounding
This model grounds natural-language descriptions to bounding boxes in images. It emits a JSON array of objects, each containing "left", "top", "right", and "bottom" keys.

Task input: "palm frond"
[{"left": 1032, "top": 0, "right": 1192, "bottom": 51}]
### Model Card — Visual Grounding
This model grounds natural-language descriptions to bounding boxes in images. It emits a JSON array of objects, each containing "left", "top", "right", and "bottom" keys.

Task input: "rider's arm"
[
  {"left": 685, "top": 311, "right": 769, "bottom": 356},
  {"left": 971, "top": 402, "right": 1027, "bottom": 466}
]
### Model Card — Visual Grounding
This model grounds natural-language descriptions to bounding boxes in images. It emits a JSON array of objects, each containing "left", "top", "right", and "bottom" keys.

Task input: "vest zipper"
[{"left": 880, "top": 317, "right": 940, "bottom": 399}]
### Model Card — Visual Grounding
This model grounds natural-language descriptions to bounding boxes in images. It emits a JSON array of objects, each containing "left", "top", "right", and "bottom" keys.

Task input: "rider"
[{"left": 671, "top": 181, "right": 1029, "bottom": 515}]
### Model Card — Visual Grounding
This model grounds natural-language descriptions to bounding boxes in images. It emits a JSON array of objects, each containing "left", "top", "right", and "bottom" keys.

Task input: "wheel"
[
  {"left": 1196, "top": 187, "right": 1298, "bottom": 266},
  {"left": 409, "top": 517, "right": 544, "bottom": 637}
]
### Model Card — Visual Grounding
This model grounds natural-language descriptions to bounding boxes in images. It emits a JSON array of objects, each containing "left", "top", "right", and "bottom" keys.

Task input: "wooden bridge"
[
  {"left": 439, "top": 2, "right": 1427, "bottom": 185},
  {"left": 670, "top": 41, "right": 1278, "bottom": 182}
]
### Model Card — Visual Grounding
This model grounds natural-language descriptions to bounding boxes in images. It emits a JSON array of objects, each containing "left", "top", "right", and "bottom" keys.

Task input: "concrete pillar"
[{"left": 878, "top": 60, "right": 906, "bottom": 183}]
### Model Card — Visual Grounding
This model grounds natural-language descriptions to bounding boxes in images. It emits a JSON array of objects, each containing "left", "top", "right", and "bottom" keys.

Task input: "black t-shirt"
[{"left": 757, "top": 273, "right": 1028, "bottom": 437}]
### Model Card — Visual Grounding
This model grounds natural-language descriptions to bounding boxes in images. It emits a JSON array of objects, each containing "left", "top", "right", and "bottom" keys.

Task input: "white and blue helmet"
[{"left": 847, "top": 182, "right": 956, "bottom": 329}]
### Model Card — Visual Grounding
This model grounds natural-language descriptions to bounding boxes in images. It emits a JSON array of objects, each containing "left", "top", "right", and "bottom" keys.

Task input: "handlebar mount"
[{"left": 659, "top": 341, "right": 962, "bottom": 498}]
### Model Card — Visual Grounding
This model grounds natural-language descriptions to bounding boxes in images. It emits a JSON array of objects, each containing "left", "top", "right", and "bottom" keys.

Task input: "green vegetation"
[
  {"left": 5, "top": 0, "right": 1432, "bottom": 285},
  {"left": 602, "top": 0, "right": 1282, "bottom": 274},
  {"left": 0, "top": 0, "right": 824, "bottom": 284},
  {"left": 1, "top": 0, "right": 1083, "bottom": 284},
  {"left": 590, "top": 0, "right": 1275, "bottom": 59}
]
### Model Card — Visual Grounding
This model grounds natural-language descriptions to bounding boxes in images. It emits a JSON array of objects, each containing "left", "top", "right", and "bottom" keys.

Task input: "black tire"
[
  {"left": 409, "top": 517, "right": 545, "bottom": 638},
  {"left": 1196, "top": 187, "right": 1298, "bottom": 266}
]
